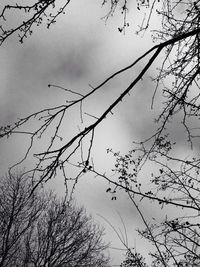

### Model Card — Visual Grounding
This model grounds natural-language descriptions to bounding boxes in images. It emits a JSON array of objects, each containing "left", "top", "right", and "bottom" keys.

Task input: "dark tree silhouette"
[
  {"left": 0, "top": 172, "right": 45, "bottom": 267},
  {"left": 0, "top": 172, "right": 110, "bottom": 267},
  {"left": 1, "top": 1, "right": 200, "bottom": 266}
]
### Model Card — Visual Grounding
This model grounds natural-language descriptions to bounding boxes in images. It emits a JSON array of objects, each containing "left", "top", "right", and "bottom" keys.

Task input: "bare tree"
[
  {"left": 0, "top": 172, "right": 45, "bottom": 267},
  {"left": 24, "top": 198, "right": 110, "bottom": 267},
  {"left": 1, "top": 1, "right": 200, "bottom": 266},
  {"left": 0, "top": 172, "right": 110, "bottom": 267}
]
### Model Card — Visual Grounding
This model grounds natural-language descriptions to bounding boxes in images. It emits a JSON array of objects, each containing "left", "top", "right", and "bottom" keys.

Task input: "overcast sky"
[{"left": 0, "top": 1, "right": 166, "bottom": 265}]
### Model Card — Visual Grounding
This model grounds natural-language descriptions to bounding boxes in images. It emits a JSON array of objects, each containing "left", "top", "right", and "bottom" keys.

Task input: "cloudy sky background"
[{"left": 0, "top": 0, "right": 170, "bottom": 265}]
